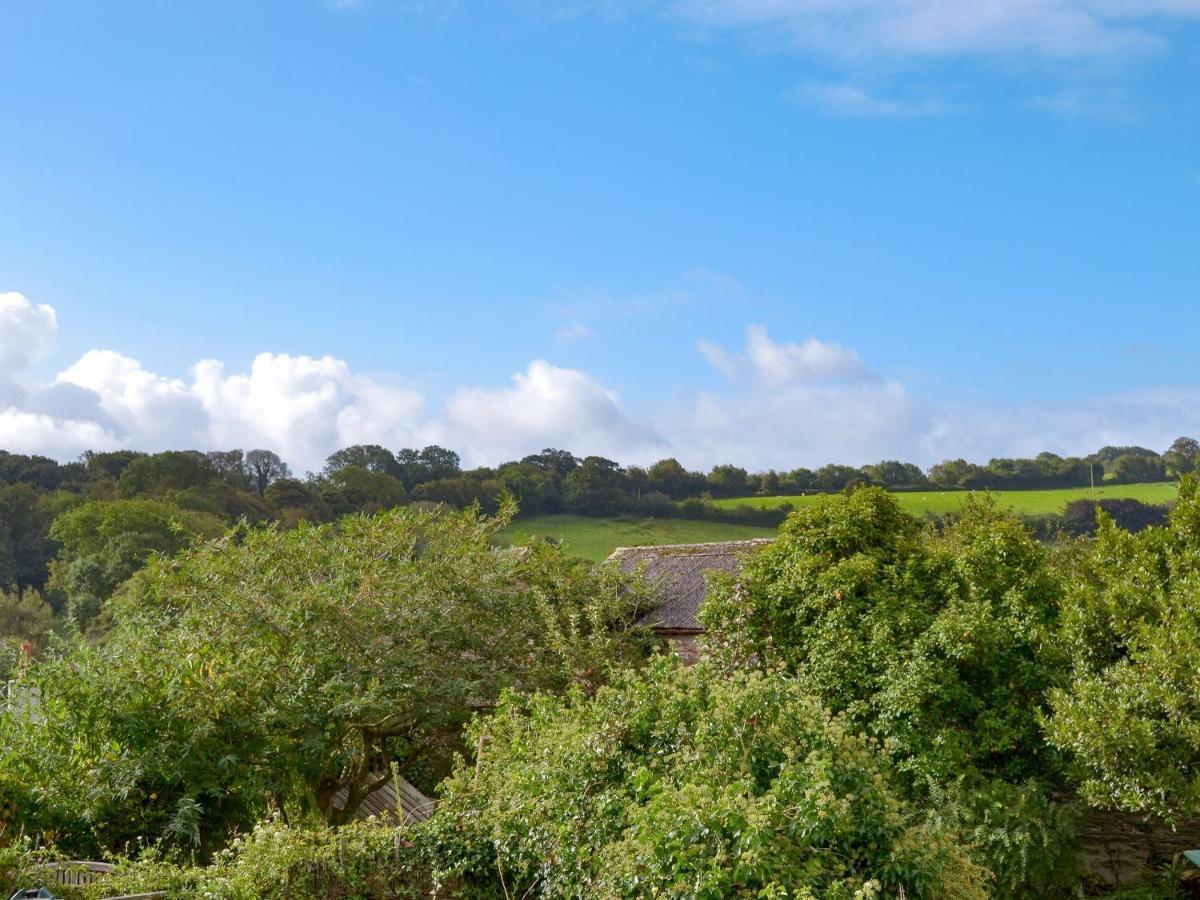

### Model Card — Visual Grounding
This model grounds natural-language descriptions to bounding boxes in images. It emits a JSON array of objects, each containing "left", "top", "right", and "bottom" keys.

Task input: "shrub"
[{"left": 428, "top": 658, "right": 990, "bottom": 898}]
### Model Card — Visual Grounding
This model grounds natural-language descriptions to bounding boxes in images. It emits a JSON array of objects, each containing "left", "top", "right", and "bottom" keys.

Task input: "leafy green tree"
[
  {"left": 646, "top": 458, "right": 698, "bottom": 499},
  {"left": 116, "top": 451, "right": 220, "bottom": 498},
  {"left": 702, "top": 488, "right": 1064, "bottom": 790},
  {"left": 0, "top": 483, "right": 72, "bottom": 592},
  {"left": 204, "top": 449, "right": 252, "bottom": 489},
  {"left": 321, "top": 465, "right": 407, "bottom": 514},
  {"left": 46, "top": 499, "right": 224, "bottom": 624},
  {"left": 815, "top": 463, "right": 863, "bottom": 490},
  {"left": 519, "top": 447, "right": 578, "bottom": 478},
  {"left": 0, "top": 451, "right": 79, "bottom": 491},
  {"left": 323, "top": 444, "right": 402, "bottom": 480},
  {"left": 1164, "top": 436, "right": 1199, "bottom": 478},
  {"left": 431, "top": 659, "right": 989, "bottom": 898},
  {"left": 263, "top": 477, "right": 330, "bottom": 526},
  {"left": 1046, "top": 476, "right": 1200, "bottom": 819},
  {"left": 82, "top": 450, "right": 146, "bottom": 484},
  {"left": 928, "top": 458, "right": 985, "bottom": 489},
  {"left": 706, "top": 463, "right": 750, "bottom": 497},
  {"left": 861, "top": 459, "right": 928, "bottom": 488},
  {"left": 245, "top": 449, "right": 291, "bottom": 495},
  {"left": 564, "top": 456, "right": 627, "bottom": 514},
  {"left": 1108, "top": 452, "right": 1167, "bottom": 484},
  {"left": 5, "top": 504, "right": 653, "bottom": 851},
  {"left": 496, "top": 461, "right": 563, "bottom": 515}
]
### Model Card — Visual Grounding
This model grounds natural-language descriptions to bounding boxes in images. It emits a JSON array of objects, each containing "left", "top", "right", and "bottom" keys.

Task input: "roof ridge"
[{"left": 606, "top": 538, "right": 772, "bottom": 559}]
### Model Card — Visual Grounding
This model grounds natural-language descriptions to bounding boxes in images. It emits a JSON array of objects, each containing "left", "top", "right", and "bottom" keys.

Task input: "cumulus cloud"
[
  {"left": 442, "top": 360, "right": 668, "bottom": 464},
  {"left": 4, "top": 291, "right": 1200, "bottom": 474},
  {"left": 0, "top": 293, "right": 430, "bottom": 472}
]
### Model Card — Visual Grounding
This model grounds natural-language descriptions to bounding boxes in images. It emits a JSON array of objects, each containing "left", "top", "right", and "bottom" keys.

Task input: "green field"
[
  {"left": 497, "top": 515, "right": 776, "bottom": 562},
  {"left": 500, "top": 483, "right": 1179, "bottom": 561},
  {"left": 712, "top": 481, "right": 1179, "bottom": 517}
]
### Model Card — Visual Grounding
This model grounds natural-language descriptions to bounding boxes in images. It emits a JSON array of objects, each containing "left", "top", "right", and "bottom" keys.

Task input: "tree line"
[{"left": 0, "top": 438, "right": 1194, "bottom": 629}]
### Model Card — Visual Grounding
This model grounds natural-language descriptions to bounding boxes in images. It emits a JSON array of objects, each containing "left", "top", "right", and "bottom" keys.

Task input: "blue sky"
[{"left": 2, "top": 1, "right": 1199, "bottom": 472}]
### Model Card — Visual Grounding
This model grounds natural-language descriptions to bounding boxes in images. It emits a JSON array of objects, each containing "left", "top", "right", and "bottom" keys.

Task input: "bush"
[{"left": 427, "top": 658, "right": 990, "bottom": 898}]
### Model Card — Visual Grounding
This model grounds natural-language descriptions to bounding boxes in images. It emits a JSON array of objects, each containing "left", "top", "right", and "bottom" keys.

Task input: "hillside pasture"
[
  {"left": 712, "top": 482, "right": 1179, "bottom": 517},
  {"left": 497, "top": 515, "right": 776, "bottom": 561}
]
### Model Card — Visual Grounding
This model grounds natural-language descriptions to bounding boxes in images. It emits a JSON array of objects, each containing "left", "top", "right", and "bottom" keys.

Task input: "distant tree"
[
  {"left": 323, "top": 444, "right": 402, "bottom": 480},
  {"left": 116, "top": 451, "right": 220, "bottom": 499},
  {"left": 0, "top": 451, "right": 74, "bottom": 491},
  {"left": 519, "top": 448, "right": 579, "bottom": 479},
  {"left": 815, "top": 463, "right": 863, "bottom": 491},
  {"left": 861, "top": 460, "right": 927, "bottom": 489},
  {"left": 1108, "top": 453, "right": 1167, "bottom": 484},
  {"left": 0, "top": 483, "right": 68, "bottom": 593},
  {"left": 1164, "top": 436, "right": 1200, "bottom": 478},
  {"left": 82, "top": 450, "right": 147, "bottom": 484},
  {"left": 753, "top": 469, "right": 782, "bottom": 495},
  {"left": 623, "top": 465, "right": 650, "bottom": 499},
  {"left": 418, "top": 445, "right": 461, "bottom": 481},
  {"left": 321, "top": 466, "right": 407, "bottom": 515},
  {"left": 245, "top": 449, "right": 291, "bottom": 495},
  {"left": 205, "top": 449, "right": 251, "bottom": 489},
  {"left": 47, "top": 499, "right": 224, "bottom": 624},
  {"left": 264, "top": 478, "right": 329, "bottom": 527},
  {"left": 1093, "top": 445, "right": 1160, "bottom": 464},
  {"left": 410, "top": 476, "right": 506, "bottom": 514},
  {"left": 647, "top": 458, "right": 699, "bottom": 499},
  {"left": 928, "top": 459, "right": 986, "bottom": 489},
  {"left": 779, "top": 467, "right": 818, "bottom": 493},
  {"left": 496, "top": 462, "right": 563, "bottom": 515},
  {"left": 394, "top": 445, "right": 461, "bottom": 490},
  {"left": 707, "top": 464, "right": 751, "bottom": 497},
  {"left": 564, "top": 456, "right": 627, "bottom": 515}
]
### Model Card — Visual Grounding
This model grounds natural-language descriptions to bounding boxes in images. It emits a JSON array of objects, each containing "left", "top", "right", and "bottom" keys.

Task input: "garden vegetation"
[{"left": 3, "top": 454, "right": 1200, "bottom": 896}]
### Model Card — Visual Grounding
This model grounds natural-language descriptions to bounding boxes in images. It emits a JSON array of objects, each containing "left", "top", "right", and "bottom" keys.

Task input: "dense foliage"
[
  {"left": 5, "top": 456, "right": 1200, "bottom": 897},
  {"left": 0, "top": 503, "right": 654, "bottom": 854},
  {"left": 426, "top": 659, "right": 989, "bottom": 898},
  {"left": 0, "top": 438, "right": 1190, "bottom": 625},
  {"left": 1047, "top": 476, "right": 1200, "bottom": 819}
]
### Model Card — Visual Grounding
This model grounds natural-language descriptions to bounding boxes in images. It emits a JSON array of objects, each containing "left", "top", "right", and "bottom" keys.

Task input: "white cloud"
[
  {"left": 442, "top": 360, "right": 668, "bottom": 465},
  {"left": 0, "top": 292, "right": 57, "bottom": 378},
  {"left": 795, "top": 80, "right": 951, "bottom": 117},
  {"left": 660, "top": 379, "right": 925, "bottom": 470},
  {"left": 190, "top": 353, "right": 426, "bottom": 470},
  {"left": 700, "top": 324, "right": 872, "bottom": 386},
  {"left": 4, "top": 291, "right": 1200, "bottom": 475}
]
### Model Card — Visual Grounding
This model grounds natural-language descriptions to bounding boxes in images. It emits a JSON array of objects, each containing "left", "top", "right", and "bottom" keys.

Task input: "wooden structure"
[
  {"left": 330, "top": 771, "right": 436, "bottom": 824},
  {"left": 16, "top": 861, "right": 165, "bottom": 899}
]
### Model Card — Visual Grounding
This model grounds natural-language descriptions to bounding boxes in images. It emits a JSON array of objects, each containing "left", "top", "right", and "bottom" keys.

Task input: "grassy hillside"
[
  {"left": 501, "top": 483, "right": 1180, "bottom": 561},
  {"left": 712, "top": 481, "right": 1179, "bottom": 517},
  {"left": 497, "top": 515, "right": 776, "bottom": 562}
]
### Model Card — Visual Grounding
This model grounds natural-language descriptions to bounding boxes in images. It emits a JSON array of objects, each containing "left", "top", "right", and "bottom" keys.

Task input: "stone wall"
[{"left": 1081, "top": 809, "right": 1200, "bottom": 886}]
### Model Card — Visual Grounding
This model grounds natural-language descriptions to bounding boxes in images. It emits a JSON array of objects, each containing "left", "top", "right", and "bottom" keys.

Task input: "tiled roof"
[{"left": 608, "top": 539, "right": 772, "bottom": 633}]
